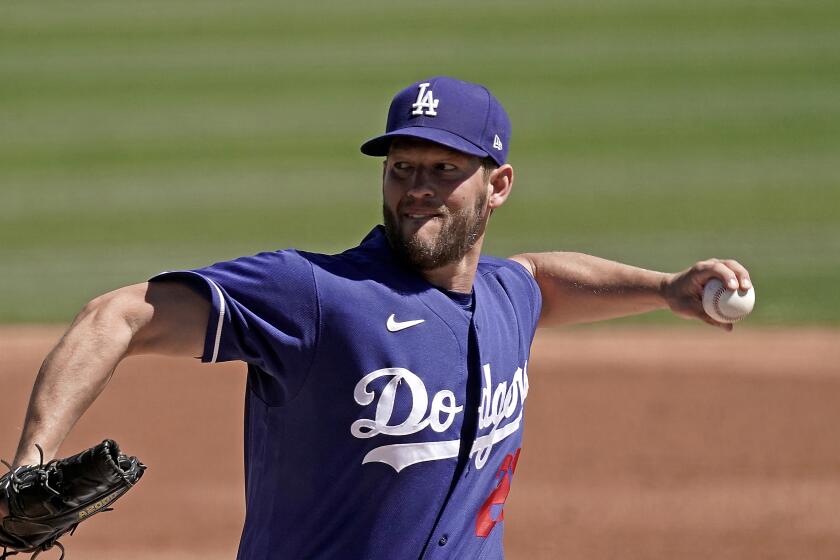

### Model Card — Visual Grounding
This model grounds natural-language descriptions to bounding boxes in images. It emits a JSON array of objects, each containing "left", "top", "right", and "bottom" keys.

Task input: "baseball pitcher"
[{"left": 2, "top": 77, "right": 752, "bottom": 559}]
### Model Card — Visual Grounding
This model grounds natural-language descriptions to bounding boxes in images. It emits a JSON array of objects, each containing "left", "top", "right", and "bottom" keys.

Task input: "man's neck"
[{"left": 419, "top": 239, "right": 485, "bottom": 294}]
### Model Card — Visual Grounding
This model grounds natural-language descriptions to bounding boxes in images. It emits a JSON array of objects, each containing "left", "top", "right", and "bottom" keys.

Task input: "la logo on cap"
[{"left": 411, "top": 82, "right": 439, "bottom": 116}]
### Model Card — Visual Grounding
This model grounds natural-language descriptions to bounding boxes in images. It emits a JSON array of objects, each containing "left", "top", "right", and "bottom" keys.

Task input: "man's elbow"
[{"left": 75, "top": 285, "right": 153, "bottom": 353}]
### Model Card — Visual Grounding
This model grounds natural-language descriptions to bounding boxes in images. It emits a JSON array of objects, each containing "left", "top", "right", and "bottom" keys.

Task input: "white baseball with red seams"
[{"left": 702, "top": 278, "right": 756, "bottom": 323}]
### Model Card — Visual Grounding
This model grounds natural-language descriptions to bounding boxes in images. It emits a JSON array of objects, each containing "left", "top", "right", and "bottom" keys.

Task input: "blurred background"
[
  {"left": 2, "top": 0, "right": 838, "bottom": 324},
  {"left": 3, "top": 2, "right": 840, "bottom": 559}
]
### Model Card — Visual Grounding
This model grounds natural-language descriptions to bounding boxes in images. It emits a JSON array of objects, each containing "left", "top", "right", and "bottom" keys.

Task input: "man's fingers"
[
  {"left": 694, "top": 259, "right": 751, "bottom": 291},
  {"left": 721, "top": 259, "right": 752, "bottom": 290},
  {"left": 693, "top": 260, "right": 737, "bottom": 289}
]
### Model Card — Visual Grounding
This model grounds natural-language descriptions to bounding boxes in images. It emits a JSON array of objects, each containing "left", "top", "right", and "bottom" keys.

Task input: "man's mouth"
[
  {"left": 404, "top": 213, "right": 440, "bottom": 219},
  {"left": 400, "top": 205, "right": 444, "bottom": 219}
]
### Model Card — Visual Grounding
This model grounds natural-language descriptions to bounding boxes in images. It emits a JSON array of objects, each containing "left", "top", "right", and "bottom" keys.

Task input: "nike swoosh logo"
[{"left": 386, "top": 314, "right": 425, "bottom": 332}]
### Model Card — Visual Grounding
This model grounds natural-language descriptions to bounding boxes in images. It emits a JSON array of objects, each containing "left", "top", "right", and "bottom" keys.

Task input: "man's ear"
[{"left": 488, "top": 165, "right": 514, "bottom": 209}]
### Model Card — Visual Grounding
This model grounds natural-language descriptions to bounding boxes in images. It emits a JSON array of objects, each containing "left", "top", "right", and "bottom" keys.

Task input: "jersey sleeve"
[
  {"left": 488, "top": 257, "right": 542, "bottom": 334},
  {"left": 505, "top": 258, "right": 542, "bottom": 332},
  {"left": 149, "top": 250, "right": 319, "bottom": 380}
]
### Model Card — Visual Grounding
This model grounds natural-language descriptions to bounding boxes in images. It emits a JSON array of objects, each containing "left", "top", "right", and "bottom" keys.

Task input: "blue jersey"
[{"left": 153, "top": 226, "right": 541, "bottom": 560}]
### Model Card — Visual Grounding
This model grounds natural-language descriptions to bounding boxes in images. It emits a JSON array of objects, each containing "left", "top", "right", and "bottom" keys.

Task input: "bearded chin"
[{"left": 383, "top": 194, "right": 487, "bottom": 271}]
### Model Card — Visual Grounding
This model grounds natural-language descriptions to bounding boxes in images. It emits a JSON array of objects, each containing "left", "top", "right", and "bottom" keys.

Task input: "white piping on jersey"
[{"left": 207, "top": 278, "right": 226, "bottom": 363}]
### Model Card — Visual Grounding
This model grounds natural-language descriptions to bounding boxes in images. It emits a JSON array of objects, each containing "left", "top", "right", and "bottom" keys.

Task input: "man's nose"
[{"left": 406, "top": 167, "right": 435, "bottom": 198}]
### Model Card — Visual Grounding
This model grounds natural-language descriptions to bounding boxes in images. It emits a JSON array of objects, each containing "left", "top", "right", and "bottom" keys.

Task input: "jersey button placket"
[{"left": 438, "top": 535, "right": 448, "bottom": 546}]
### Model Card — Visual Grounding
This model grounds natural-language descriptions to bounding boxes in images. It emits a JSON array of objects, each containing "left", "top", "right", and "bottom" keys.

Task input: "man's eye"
[
  {"left": 437, "top": 163, "right": 457, "bottom": 171},
  {"left": 393, "top": 162, "right": 411, "bottom": 171}
]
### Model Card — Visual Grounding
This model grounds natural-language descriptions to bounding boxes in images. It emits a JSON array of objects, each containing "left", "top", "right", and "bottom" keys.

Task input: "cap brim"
[{"left": 360, "top": 126, "right": 489, "bottom": 159}]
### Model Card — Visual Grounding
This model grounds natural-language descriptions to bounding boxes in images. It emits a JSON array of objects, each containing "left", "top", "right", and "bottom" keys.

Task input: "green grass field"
[{"left": 2, "top": 0, "right": 838, "bottom": 323}]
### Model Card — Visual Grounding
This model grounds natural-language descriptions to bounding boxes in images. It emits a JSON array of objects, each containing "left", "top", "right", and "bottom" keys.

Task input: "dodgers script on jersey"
[{"left": 152, "top": 226, "right": 541, "bottom": 560}]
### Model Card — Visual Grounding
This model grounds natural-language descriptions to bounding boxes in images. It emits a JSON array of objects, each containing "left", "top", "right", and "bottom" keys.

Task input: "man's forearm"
[
  {"left": 13, "top": 296, "right": 136, "bottom": 467},
  {"left": 514, "top": 252, "right": 671, "bottom": 326}
]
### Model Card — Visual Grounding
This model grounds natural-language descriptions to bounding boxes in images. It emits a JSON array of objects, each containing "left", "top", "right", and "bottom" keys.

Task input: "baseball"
[{"left": 702, "top": 278, "right": 755, "bottom": 323}]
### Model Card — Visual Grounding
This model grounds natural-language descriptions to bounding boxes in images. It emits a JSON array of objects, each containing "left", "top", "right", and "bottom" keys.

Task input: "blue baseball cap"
[{"left": 360, "top": 76, "right": 511, "bottom": 166}]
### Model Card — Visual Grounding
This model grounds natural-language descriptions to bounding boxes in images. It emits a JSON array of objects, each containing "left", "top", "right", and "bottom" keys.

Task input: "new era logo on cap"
[{"left": 360, "top": 76, "right": 512, "bottom": 166}]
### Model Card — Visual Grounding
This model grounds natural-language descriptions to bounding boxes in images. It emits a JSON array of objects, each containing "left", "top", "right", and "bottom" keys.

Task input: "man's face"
[{"left": 382, "top": 139, "right": 491, "bottom": 271}]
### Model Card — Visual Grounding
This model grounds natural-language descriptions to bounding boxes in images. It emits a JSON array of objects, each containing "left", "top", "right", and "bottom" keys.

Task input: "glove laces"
[
  {"left": 1, "top": 446, "right": 66, "bottom": 560},
  {"left": 2, "top": 542, "right": 65, "bottom": 560}
]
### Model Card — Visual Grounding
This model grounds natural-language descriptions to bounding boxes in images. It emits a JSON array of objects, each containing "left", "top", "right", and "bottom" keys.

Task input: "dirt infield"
[{"left": 1, "top": 326, "right": 838, "bottom": 559}]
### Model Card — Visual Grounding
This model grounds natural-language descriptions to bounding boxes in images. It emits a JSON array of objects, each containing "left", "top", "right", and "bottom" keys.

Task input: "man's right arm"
[{"left": 10, "top": 280, "right": 209, "bottom": 468}]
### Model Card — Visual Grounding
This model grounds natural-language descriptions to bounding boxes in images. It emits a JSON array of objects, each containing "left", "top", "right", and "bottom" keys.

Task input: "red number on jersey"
[{"left": 475, "top": 448, "right": 521, "bottom": 538}]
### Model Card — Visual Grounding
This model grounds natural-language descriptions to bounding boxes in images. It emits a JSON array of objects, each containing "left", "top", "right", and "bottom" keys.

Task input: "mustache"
[{"left": 396, "top": 199, "right": 447, "bottom": 215}]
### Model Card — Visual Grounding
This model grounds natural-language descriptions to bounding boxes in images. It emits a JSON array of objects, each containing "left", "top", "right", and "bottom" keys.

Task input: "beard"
[{"left": 383, "top": 192, "right": 488, "bottom": 271}]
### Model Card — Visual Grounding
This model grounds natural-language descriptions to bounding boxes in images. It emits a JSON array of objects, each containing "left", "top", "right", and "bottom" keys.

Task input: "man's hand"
[{"left": 662, "top": 258, "right": 752, "bottom": 331}]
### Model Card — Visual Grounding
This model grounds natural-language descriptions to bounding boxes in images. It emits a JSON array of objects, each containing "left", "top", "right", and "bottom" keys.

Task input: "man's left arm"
[{"left": 509, "top": 252, "right": 752, "bottom": 330}]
